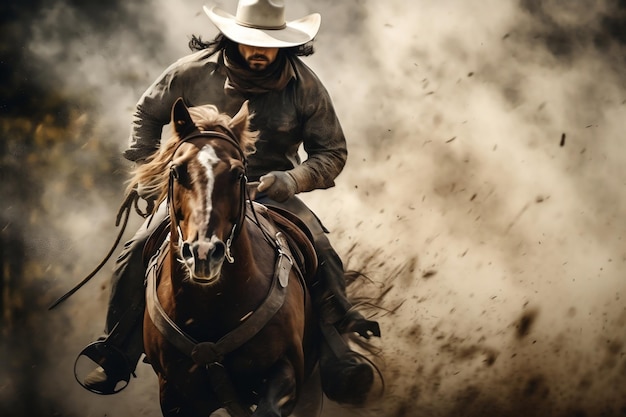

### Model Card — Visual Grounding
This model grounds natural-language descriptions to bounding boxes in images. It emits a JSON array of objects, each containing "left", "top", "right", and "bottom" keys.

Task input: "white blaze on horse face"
[{"left": 197, "top": 145, "right": 220, "bottom": 237}]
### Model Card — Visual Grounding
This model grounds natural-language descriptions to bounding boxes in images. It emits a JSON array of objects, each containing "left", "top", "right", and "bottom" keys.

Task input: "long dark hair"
[{"left": 188, "top": 33, "right": 315, "bottom": 57}]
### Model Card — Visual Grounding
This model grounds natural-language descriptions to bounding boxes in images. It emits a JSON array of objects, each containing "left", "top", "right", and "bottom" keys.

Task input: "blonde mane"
[{"left": 125, "top": 104, "right": 257, "bottom": 213}]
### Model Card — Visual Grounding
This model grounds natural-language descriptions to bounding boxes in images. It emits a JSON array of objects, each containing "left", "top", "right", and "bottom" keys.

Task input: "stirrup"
[{"left": 74, "top": 341, "right": 134, "bottom": 395}]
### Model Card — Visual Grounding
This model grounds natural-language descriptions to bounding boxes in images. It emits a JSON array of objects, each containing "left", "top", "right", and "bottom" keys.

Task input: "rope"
[{"left": 47, "top": 190, "right": 141, "bottom": 310}]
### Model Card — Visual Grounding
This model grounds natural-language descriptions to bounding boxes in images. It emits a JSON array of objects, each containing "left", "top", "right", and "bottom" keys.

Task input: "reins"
[
  {"left": 48, "top": 189, "right": 146, "bottom": 310},
  {"left": 48, "top": 128, "right": 241, "bottom": 311}
]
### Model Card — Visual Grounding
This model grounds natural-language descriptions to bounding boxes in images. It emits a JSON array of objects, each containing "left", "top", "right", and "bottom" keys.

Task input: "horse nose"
[{"left": 184, "top": 239, "right": 225, "bottom": 262}]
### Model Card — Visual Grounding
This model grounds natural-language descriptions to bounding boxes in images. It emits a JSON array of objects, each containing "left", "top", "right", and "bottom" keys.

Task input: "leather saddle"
[{"left": 256, "top": 202, "right": 318, "bottom": 285}]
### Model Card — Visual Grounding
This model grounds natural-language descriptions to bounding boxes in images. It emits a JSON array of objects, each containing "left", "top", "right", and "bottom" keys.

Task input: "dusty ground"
[{"left": 2, "top": 0, "right": 625, "bottom": 416}]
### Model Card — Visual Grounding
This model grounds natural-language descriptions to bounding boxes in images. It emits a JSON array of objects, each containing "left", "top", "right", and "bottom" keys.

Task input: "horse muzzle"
[{"left": 180, "top": 236, "right": 226, "bottom": 284}]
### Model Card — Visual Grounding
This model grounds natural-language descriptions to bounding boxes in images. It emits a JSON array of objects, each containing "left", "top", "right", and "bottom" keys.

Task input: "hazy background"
[{"left": 1, "top": 0, "right": 625, "bottom": 416}]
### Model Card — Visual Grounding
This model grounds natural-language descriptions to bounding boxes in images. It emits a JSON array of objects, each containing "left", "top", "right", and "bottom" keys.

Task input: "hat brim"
[{"left": 204, "top": 6, "right": 320, "bottom": 48}]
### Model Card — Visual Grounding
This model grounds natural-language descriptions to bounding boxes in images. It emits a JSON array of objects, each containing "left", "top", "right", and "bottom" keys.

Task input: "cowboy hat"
[{"left": 204, "top": 0, "right": 321, "bottom": 48}]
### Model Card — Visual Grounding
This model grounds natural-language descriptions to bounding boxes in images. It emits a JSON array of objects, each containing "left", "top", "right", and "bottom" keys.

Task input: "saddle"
[{"left": 256, "top": 202, "right": 318, "bottom": 285}]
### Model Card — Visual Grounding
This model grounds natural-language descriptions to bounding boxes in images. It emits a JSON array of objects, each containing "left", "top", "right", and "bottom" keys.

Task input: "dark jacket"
[{"left": 124, "top": 49, "right": 347, "bottom": 191}]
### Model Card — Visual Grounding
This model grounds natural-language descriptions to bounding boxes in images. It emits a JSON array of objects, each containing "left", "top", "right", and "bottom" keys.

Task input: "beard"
[{"left": 246, "top": 55, "right": 271, "bottom": 71}]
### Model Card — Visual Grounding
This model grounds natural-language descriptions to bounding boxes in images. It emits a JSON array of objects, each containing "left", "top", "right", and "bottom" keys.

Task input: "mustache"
[{"left": 248, "top": 54, "right": 269, "bottom": 61}]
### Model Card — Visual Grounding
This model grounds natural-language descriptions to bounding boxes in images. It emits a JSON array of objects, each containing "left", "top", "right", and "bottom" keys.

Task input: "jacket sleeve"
[
  {"left": 289, "top": 74, "right": 348, "bottom": 192},
  {"left": 123, "top": 63, "right": 186, "bottom": 162}
]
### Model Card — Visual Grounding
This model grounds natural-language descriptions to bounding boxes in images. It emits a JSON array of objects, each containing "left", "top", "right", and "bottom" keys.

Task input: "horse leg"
[
  {"left": 158, "top": 375, "right": 219, "bottom": 417},
  {"left": 252, "top": 358, "right": 298, "bottom": 417},
  {"left": 159, "top": 376, "right": 197, "bottom": 417},
  {"left": 158, "top": 376, "right": 185, "bottom": 417},
  {"left": 291, "top": 366, "right": 323, "bottom": 417}
]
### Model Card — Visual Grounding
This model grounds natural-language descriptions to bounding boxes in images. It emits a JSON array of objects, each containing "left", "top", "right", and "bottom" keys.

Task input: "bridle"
[
  {"left": 167, "top": 128, "right": 248, "bottom": 264},
  {"left": 145, "top": 129, "right": 300, "bottom": 417}
]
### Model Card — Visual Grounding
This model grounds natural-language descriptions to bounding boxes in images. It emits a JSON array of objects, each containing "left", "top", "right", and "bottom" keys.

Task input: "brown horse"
[{"left": 135, "top": 98, "right": 321, "bottom": 417}]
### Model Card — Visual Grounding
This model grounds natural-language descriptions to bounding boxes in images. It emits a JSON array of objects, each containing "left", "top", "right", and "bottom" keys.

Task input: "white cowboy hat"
[{"left": 204, "top": 0, "right": 321, "bottom": 48}]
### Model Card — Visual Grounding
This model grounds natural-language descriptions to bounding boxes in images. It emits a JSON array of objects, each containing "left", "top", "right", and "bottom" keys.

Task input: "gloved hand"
[{"left": 257, "top": 171, "right": 298, "bottom": 202}]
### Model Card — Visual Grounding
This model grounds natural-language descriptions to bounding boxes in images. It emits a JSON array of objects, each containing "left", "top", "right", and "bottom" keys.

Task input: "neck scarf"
[{"left": 221, "top": 49, "right": 295, "bottom": 95}]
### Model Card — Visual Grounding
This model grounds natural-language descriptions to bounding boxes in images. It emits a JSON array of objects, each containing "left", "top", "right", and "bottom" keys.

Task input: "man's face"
[{"left": 237, "top": 44, "right": 279, "bottom": 71}]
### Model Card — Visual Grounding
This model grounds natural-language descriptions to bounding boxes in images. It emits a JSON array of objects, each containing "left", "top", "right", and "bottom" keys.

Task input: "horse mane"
[{"left": 125, "top": 104, "right": 258, "bottom": 212}]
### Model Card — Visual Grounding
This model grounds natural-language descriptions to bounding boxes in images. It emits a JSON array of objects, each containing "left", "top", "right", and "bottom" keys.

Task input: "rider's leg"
[
  {"left": 257, "top": 195, "right": 378, "bottom": 332},
  {"left": 256, "top": 195, "right": 379, "bottom": 404},
  {"left": 308, "top": 229, "right": 378, "bottom": 405},
  {"left": 83, "top": 202, "right": 168, "bottom": 393}
]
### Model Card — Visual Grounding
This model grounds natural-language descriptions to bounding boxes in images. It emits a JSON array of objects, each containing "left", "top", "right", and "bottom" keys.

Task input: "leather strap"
[{"left": 145, "top": 230, "right": 293, "bottom": 365}]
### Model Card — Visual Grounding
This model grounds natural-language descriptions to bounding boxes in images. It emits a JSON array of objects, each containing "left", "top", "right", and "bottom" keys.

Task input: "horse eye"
[
  {"left": 171, "top": 164, "right": 188, "bottom": 184},
  {"left": 231, "top": 167, "right": 244, "bottom": 182}
]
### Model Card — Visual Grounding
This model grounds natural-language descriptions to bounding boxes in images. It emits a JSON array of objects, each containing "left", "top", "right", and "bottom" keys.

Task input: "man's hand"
[{"left": 257, "top": 171, "right": 298, "bottom": 202}]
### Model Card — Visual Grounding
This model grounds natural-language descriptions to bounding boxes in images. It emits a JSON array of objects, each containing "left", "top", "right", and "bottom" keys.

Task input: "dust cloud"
[{"left": 1, "top": 0, "right": 625, "bottom": 416}]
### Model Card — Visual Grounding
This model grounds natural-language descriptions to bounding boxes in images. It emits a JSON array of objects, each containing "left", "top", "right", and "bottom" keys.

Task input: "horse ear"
[
  {"left": 229, "top": 100, "right": 250, "bottom": 138},
  {"left": 172, "top": 97, "right": 195, "bottom": 137}
]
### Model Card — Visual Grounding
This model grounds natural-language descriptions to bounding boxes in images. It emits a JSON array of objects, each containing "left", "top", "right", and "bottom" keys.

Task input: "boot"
[
  {"left": 84, "top": 367, "right": 123, "bottom": 394},
  {"left": 84, "top": 367, "right": 114, "bottom": 392},
  {"left": 81, "top": 319, "right": 143, "bottom": 395},
  {"left": 313, "top": 243, "right": 380, "bottom": 338},
  {"left": 318, "top": 336, "right": 374, "bottom": 405},
  {"left": 313, "top": 245, "right": 380, "bottom": 405}
]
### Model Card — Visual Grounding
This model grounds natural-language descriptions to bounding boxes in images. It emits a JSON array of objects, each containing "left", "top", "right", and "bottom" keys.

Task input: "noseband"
[{"left": 167, "top": 128, "right": 248, "bottom": 263}]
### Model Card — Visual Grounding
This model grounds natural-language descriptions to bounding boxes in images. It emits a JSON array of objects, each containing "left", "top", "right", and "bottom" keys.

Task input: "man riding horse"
[{"left": 83, "top": 0, "right": 381, "bottom": 405}]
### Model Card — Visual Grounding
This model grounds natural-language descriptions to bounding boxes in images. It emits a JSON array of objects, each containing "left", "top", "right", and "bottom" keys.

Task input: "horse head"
[{"left": 166, "top": 98, "right": 257, "bottom": 285}]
